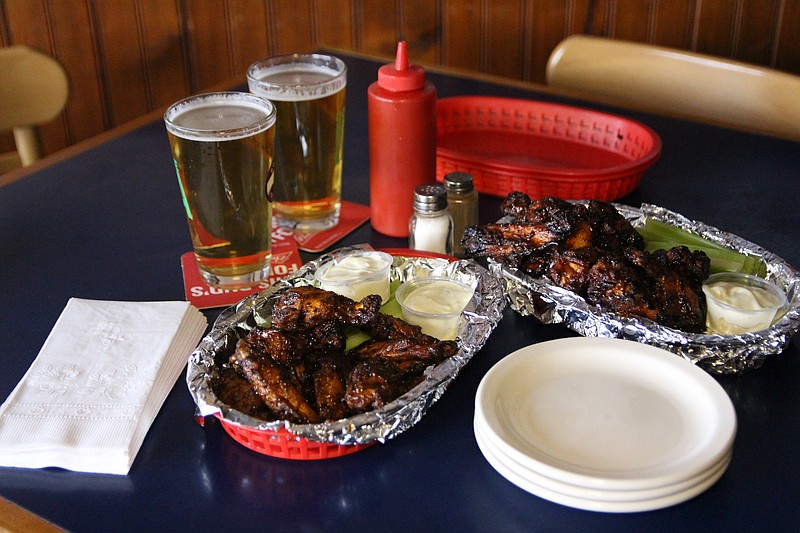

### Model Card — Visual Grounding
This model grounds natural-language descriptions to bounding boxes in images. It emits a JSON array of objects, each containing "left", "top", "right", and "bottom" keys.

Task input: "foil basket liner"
[
  {"left": 493, "top": 203, "right": 800, "bottom": 374},
  {"left": 187, "top": 246, "right": 506, "bottom": 445}
]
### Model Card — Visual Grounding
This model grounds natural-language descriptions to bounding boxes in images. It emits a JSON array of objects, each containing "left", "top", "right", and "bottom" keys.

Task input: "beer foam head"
[
  {"left": 165, "top": 92, "right": 276, "bottom": 141},
  {"left": 247, "top": 53, "right": 346, "bottom": 102}
]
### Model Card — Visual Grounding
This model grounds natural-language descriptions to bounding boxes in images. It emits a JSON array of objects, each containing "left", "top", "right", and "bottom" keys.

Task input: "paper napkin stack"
[{"left": 0, "top": 298, "right": 207, "bottom": 475}]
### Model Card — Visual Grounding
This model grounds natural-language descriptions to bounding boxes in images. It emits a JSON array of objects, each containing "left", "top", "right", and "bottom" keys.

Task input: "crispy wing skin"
[
  {"left": 350, "top": 337, "right": 459, "bottom": 374},
  {"left": 586, "top": 253, "right": 660, "bottom": 323},
  {"left": 362, "top": 313, "right": 425, "bottom": 341},
  {"left": 461, "top": 223, "right": 563, "bottom": 259},
  {"left": 464, "top": 192, "right": 709, "bottom": 332},
  {"left": 313, "top": 358, "right": 349, "bottom": 421},
  {"left": 546, "top": 247, "right": 600, "bottom": 294},
  {"left": 230, "top": 340, "right": 321, "bottom": 424},
  {"left": 210, "top": 285, "right": 464, "bottom": 423},
  {"left": 211, "top": 366, "right": 274, "bottom": 420},
  {"left": 271, "top": 286, "right": 382, "bottom": 331},
  {"left": 345, "top": 361, "right": 404, "bottom": 413}
]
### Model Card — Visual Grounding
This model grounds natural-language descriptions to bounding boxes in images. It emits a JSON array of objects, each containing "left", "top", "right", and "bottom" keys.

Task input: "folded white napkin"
[{"left": 0, "top": 298, "right": 207, "bottom": 475}]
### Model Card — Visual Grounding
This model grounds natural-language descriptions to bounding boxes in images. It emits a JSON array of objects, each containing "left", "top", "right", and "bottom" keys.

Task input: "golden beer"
[
  {"left": 248, "top": 54, "right": 346, "bottom": 231},
  {"left": 164, "top": 92, "right": 276, "bottom": 288}
]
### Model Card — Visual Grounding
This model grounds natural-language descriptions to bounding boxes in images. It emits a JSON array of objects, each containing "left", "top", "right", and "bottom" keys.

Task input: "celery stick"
[{"left": 637, "top": 218, "right": 767, "bottom": 277}]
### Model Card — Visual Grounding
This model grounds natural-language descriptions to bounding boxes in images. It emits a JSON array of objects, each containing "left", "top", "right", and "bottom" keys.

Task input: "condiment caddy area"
[{"left": 1, "top": 50, "right": 799, "bottom": 532}]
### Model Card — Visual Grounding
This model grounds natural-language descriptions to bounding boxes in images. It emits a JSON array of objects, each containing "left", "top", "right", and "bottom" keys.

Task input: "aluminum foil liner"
[
  {"left": 493, "top": 203, "right": 800, "bottom": 374},
  {"left": 187, "top": 246, "right": 505, "bottom": 445}
]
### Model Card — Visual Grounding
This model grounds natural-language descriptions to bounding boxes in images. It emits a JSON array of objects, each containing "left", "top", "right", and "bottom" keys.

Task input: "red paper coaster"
[
  {"left": 291, "top": 200, "right": 370, "bottom": 252},
  {"left": 181, "top": 237, "right": 302, "bottom": 309}
]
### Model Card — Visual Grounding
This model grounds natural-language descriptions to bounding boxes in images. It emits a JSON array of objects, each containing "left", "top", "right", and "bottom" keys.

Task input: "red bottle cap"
[{"left": 377, "top": 41, "right": 426, "bottom": 92}]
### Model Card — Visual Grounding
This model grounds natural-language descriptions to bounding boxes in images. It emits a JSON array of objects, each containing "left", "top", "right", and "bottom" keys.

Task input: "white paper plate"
[
  {"left": 475, "top": 420, "right": 731, "bottom": 505},
  {"left": 475, "top": 338, "right": 736, "bottom": 491},
  {"left": 475, "top": 421, "right": 732, "bottom": 513}
]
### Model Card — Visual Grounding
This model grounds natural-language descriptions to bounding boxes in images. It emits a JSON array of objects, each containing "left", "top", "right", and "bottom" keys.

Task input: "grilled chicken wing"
[
  {"left": 230, "top": 339, "right": 321, "bottom": 424},
  {"left": 271, "top": 286, "right": 382, "bottom": 331},
  {"left": 350, "top": 337, "right": 459, "bottom": 374},
  {"left": 463, "top": 193, "right": 709, "bottom": 332},
  {"left": 212, "top": 285, "right": 463, "bottom": 424}
]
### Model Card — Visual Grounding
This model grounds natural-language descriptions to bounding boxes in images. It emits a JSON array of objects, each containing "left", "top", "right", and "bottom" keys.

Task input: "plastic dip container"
[
  {"left": 315, "top": 251, "right": 393, "bottom": 302},
  {"left": 702, "top": 272, "right": 787, "bottom": 335},
  {"left": 396, "top": 276, "right": 474, "bottom": 340}
]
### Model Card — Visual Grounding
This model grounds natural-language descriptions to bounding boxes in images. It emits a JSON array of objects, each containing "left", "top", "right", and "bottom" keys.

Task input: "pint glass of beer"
[
  {"left": 164, "top": 92, "right": 276, "bottom": 288},
  {"left": 247, "top": 54, "right": 346, "bottom": 232}
]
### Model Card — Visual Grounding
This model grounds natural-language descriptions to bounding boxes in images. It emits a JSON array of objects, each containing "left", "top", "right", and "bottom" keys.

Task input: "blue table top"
[{"left": 1, "top": 53, "right": 799, "bottom": 532}]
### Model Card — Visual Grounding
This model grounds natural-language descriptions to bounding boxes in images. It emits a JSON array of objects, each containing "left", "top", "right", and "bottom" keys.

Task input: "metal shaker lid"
[{"left": 413, "top": 184, "right": 448, "bottom": 212}]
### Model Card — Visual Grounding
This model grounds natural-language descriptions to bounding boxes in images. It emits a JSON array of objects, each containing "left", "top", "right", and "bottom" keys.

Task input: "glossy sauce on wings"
[
  {"left": 213, "top": 286, "right": 460, "bottom": 423},
  {"left": 463, "top": 193, "right": 709, "bottom": 332}
]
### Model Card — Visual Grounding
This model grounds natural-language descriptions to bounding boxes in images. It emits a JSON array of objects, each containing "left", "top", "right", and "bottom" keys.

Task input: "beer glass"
[
  {"left": 164, "top": 92, "right": 276, "bottom": 288},
  {"left": 247, "top": 53, "right": 346, "bottom": 232}
]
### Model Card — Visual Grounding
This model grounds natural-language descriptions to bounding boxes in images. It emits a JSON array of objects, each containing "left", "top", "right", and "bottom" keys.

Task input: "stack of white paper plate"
[{"left": 474, "top": 337, "right": 737, "bottom": 513}]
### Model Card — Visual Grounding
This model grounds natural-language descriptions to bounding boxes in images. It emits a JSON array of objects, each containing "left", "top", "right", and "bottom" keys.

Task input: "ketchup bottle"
[{"left": 368, "top": 41, "right": 437, "bottom": 237}]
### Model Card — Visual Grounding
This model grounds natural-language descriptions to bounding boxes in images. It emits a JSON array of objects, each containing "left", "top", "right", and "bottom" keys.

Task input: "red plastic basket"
[
  {"left": 436, "top": 96, "right": 661, "bottom": 201},
  {"left": 215, "top": 414, "right": 375, "bottom": 460},
  {"left": 211, "top": 249, "right": 457, "bottom": 460}
]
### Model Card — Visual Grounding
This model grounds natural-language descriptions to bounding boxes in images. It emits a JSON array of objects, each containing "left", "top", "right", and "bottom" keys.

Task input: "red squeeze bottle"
[{"left": 368, "top": 41, "right": 437, "bottom": 237}]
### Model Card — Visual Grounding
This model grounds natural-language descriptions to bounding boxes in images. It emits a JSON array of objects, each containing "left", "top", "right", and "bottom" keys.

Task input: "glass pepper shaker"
[
  {"left": 409, "top": 184, "right": 453, "bottom": 256},
  {"left": 444, "top": 172, "right": 479, "bottom": 257}
]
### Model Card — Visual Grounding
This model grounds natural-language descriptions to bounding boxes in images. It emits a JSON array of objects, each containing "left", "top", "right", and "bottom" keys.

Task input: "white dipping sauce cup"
[
  {"left": 396, "top": 276, "right": 474, "bottom": 340},
  {"left": 702, "top": 272, "right": 786, "bottom": 334},
  {"left": 315, "top": 251, "right": 393, "bottom": 302}
]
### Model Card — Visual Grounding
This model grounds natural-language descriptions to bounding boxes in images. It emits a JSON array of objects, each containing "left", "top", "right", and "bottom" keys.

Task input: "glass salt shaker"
[
  {"left": 444, "top": 172, "right": 479, "bottom": 257},
  {"left": 409, "top": 184, "right": 453, "bottom": 256}
]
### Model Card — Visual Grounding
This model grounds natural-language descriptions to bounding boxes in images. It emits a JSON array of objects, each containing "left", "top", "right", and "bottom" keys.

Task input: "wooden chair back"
[
  {"left": 0, "top": 45, "right": 69, "bottom": 172},
  {"left": 546, "top": 35, "right": 800, "bottom": 141}
]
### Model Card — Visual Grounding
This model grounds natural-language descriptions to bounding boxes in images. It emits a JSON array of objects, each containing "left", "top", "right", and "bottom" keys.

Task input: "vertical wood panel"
[
  {"left": 315, "top": 0, "right": 355, "bottom": 51},
  {"left": 226, "top": 0, "right": 270, "bottom": 79},
  {"left": 358, "top": 0, "right": 399, "bottom": 57},
  {"left": 486, "top": 0, "right": 525, "bottom": 79},
  {"left": 526, "top": 0, "right": 577, "bottom": 84},
  {"left": 651, "top": 0, "right": 694, "bottom": 48},
  {"left": 47, "top": 0, "right": 107, "bottom": 144},
  {"left": 776, "top": 1, "right": 800, "bottom": 72},
  {"left": 611, "top": 0, "right": 655, "bottom": 42},
  {"left": 269, "top": 0, "right": 315, "bottom": 54},
  {"left": 400, "top": 0, "right": 438, "bottom": 63},
  {"left": 184, "top": 0, "right": 234, "bottom": 90},
  {"left": 138, "top": 0, "right": 190, "bottom": 108},
  {"left": 734, "top": 0, "right": 779, "bottom": 65},
  {"left": 442, "top": 0, "right": 482, "bottom": 70},
  {"left": 92, "top": 0, "right": 151, "bottom": 125},
  {"left": 695, "top": 0, "right": 737, "bottom": 56}
]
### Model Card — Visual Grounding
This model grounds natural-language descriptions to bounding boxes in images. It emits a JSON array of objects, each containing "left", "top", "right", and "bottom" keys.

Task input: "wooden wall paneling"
[
  {"left": 42, "top": 1, "right": 106, "bottom": 149},
  {"left": 441, "top": 0, "right": 482, "bottom": 71},
  {"left": 357, "top": 0, "right": 400, "bottom": 57},
  {"left": 693, "top": 0, "right": 738, "bottom": 56},
  {"left": 399, "top": 0, "right": 439, "bottom": 64},
  {"left": 650, "top": 0, "right": 695, "bottom": 48},
  {"left": 91, "top": 0, "right": 152, "bottom": 126},
  {"left": 314, "top": 0, "right": 355, "bottom": 52},
  {"left": 2, "top": 0, "right": 73, "bottom": 155},
  {"left": 610, "top": 0, "right": 656, "bottom": 42},
  {"left": 525, "top": 0, "right": 580, "bottom": 84},
  {"left": 137, "top": 0, "right": 191, "bottom": 109},
  {"left": 268, "top": 0, "right": 316, "bottom": 55},
  {"left": 737, "top": 1, "right": 781, "bottom": 65},
  {"left": 226, "top": 0, "right": 270, "bottom": 80},
  {"left": 183, "top": 0, "right": 235, "bottom": 91},
  {"left": 485, "top": 0, "right": 526, "bottom": 79},
  {"left": 775, "top": 1, "right": 800, "bottom": 72}
]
